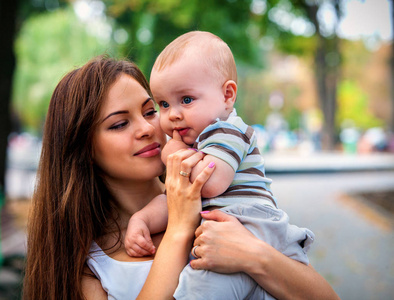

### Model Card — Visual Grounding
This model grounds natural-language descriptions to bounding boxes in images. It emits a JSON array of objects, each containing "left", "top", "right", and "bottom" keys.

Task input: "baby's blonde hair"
[{"left": 152, "top": 31, "right": 237, "bottom": 84}]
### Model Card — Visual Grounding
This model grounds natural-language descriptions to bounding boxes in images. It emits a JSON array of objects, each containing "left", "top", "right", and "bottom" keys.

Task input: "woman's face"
[{"left": 93, "top": 74, "right": 166, "bottom": 184}]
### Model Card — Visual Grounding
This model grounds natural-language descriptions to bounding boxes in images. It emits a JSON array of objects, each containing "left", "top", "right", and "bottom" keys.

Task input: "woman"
[{"left": 23, "top": 56, "right": 338, "bottom": 299}]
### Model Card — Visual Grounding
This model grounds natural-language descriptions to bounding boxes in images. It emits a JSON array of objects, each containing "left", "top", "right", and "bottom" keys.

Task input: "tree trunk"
[
  {"left": 0, "top": 0, "right": 19, "bottom": 194},
  {"left": 306, "top": 2, "right": 340, "bottom": 150}
]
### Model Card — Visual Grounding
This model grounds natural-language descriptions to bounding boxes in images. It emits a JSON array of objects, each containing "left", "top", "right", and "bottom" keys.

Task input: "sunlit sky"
[{"left": 339, "top": 0, "right": 392, "bottom": 41}]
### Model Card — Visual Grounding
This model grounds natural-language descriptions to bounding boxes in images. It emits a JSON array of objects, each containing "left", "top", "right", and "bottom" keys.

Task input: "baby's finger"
[
  {"left": 141, "top": 232, "right": 156, "bottom": 254},
  {"left": 127, "top": 242, "right": 153, "bottom": 257},
  {"left": 172, "top": 129, "right": 183, "bottom": 141},
  {"left": 126, "top": 247, "right": 148, "bottom": 257}
]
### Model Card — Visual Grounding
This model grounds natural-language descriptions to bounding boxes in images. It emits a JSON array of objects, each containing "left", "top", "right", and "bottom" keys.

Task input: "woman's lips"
[{"left": 134, "top": 142, "right": 161, "bottom": 158}]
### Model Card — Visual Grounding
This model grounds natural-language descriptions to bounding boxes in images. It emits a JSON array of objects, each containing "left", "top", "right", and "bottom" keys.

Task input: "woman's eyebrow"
[
  {"left": 102, "top": 110, "right": 128, "bottom": 123},
  {"left": 101, "top": 98, "right": 152, "bottom": 123},
  {"left": 142, "top": 97, "right": 153, "bottom": 107}
]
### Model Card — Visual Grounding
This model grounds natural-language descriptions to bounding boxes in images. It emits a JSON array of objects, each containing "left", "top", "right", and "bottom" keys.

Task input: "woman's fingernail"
[
  {"left": 200, "top": 211, "right": 210, "bottom": 214},
  {"left": 188, "top": 148, "right": 198, "bottom": 152},
  {"left": 208, "top": 162, "right": 215, "bottom": 168}
]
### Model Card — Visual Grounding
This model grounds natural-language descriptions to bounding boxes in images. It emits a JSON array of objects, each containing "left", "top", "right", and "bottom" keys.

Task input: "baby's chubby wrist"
[{"left": 130, "top": 211, "right": 150, "bottom": 228}]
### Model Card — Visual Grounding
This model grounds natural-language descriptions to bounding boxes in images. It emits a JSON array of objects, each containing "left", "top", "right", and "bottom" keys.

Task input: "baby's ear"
[{"left": 222, "top": 80, "right": 237, "bottom": 108}]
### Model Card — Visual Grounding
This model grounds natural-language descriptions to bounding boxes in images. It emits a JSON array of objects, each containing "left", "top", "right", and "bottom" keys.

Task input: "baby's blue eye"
[
  {"left": 182, "top": 97, "right": 193, "bottom": 104},
  {"left": 160, "top": 101, "right": 169, "bottom": 108}
]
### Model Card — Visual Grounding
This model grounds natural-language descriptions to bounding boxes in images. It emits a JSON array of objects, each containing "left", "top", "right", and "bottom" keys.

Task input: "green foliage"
[
  {"left": 234, "top": 65, "right": 304, "bottom": 131},
  {"left": 235, "top": 66, "right": 270, "bottom": 126},
  {"left": 276, "top": 34, "right": 317, "bottom": 57},
  {"left": 13, "top": 6, "right": 116, "bottom": 133},
  {"left": 337, "top": 80, "right": 384, "bottom": 130},
  {"left": 103, "top": 0, "right": 265, "bottom": 75}
]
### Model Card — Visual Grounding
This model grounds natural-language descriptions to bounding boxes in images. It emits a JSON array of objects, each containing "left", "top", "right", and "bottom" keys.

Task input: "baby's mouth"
[{"left": 176, "top": 128, "right": 189, "bottom": 136}]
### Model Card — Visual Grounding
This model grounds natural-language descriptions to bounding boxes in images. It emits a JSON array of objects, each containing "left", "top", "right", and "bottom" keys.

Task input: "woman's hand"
[
  {"left": 138, "top": 149, "right": 215, "bottom": 299},
  {"left": 190, "top": 209, "right": 260, "bottom": 274},
  {"left": 165, "top": 149, "right": 215, "bottom": 236},
  {"left": 190, "top": 210, "right": 340, "bottom": 300}
]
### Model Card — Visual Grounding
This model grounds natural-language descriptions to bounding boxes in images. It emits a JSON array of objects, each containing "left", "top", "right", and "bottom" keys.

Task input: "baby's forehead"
[
  {"left": 152, "top": 39, "right": 231, "bottom": 84},
  {"left": 183, "top": 39, "right": 217, "bottom": 57},
  {"left": 152, "top": 47, "right": 214, "bottom": 75},
  {"left": 179, "top": 46, "right": 225, "bottom": 74}
]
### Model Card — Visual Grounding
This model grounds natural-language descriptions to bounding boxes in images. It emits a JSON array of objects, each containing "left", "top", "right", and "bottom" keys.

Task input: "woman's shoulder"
[
  {"left": 86, "top": 240, "right": 154, "bottom": 299},
  {"left": 82, "top": 266, "right": 107, "bottom": 300}
]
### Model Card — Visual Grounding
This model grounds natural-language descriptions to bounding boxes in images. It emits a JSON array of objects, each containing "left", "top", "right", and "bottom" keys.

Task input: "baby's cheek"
[{"left": 159, "top": 121, "right": 171, "bottom": 137}]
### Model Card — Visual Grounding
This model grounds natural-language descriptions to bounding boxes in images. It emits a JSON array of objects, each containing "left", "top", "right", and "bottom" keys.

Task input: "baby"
[{"left": 125, "top": 31, "right": 314, "bottom": 299}]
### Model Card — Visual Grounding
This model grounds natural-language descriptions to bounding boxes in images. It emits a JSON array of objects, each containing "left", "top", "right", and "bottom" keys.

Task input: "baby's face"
[{"left": 150, "top": 55, "right": 231, "bottom": 145}]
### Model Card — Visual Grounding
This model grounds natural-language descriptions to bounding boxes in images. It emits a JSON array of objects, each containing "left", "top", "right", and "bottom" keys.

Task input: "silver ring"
[
  {"left": 191, "top": 245, "right": 200, "bottom": 258},
  {"left": 179, "top": 171, "right": 190, "bottom": 177}
]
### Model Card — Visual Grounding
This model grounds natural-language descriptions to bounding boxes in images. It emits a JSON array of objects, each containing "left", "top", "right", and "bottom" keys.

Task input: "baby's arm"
[
  {"left": 190, "top": 122, "right": 250, "bottom": 199},
  {"left": 125, "top": 194, "right": 168, "bottom": 257},
  {"left": 190, "top": 155, "right": 234, "bottom": 199}
]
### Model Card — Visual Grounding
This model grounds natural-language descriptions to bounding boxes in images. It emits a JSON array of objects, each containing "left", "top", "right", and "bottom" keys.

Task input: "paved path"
[
  {"left": 264, "top": 152, "right": 394, "bottom": 173},
  {"left": 269, "top": 170, "right": 394, "bottom": 300}
]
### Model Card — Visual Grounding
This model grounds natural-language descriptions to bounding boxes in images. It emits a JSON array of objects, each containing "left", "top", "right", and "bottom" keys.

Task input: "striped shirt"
[{"left": 194, "top": 112, "right": 276, "bottom": 208}]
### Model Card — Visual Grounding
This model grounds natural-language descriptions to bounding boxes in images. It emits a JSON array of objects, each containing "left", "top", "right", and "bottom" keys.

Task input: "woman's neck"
[{"left": 106, "top": 176, "right": 165, "bottom": 229}]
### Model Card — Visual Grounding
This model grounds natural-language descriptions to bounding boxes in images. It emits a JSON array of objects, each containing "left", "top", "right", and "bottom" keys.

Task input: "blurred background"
[{"left": 0, "top": 0, "right": 393, "bottom": 299}]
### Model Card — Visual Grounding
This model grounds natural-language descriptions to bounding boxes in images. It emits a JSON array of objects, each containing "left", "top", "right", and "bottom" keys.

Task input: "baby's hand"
[{"left": 125, "top": 217, "right": 156, "bottom": 257}]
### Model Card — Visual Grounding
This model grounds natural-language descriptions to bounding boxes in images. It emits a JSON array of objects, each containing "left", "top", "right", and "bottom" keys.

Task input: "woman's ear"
[{"left": 222, "top": 80, "right": 237, "bottom": 109}]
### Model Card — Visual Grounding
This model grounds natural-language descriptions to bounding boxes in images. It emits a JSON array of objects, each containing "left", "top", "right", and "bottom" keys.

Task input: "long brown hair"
[{"left": 23, "top": 56, "right": 151, "bottom": 300}]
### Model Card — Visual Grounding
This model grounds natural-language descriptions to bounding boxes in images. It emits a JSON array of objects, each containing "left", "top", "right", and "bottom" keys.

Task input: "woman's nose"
[{"left": 135, "top": 118, "right": 155, "bottom": 139}]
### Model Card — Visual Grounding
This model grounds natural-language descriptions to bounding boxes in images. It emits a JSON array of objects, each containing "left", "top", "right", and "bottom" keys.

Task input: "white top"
[{"left": 86, "top": 241, "right": 153, "bottom": 300}]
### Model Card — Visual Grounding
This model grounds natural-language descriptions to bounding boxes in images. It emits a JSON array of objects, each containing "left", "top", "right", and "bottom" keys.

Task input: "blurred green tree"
[
  {"left": 0, "top": 0, "right": 60, "bottom": 193},
  {"left": 304, "top": 0, "right": 341, "bottom": 150},
  {"left": 0, "top": 0, "right": 113, "bottom": 194},
  {"left": 103, "top": 0, "right": 266, "bottom": 75},
  {"left": 337, "top": 80, "right": 383, "bottom": 129},
  {"left": 13, "top": 7, "right": 115, "bottom": 132},
  {"left": 262, "top": 0, "right": 342, "bottom": 149}
]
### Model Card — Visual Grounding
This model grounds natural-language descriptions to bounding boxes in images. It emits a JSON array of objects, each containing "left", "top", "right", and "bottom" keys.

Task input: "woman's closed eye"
[
  {"left": 144, "top": 109, "right": 158, "bottom": 118},
  {"left": 109, "top": 120, "right": 128, "bottom": 130}
]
